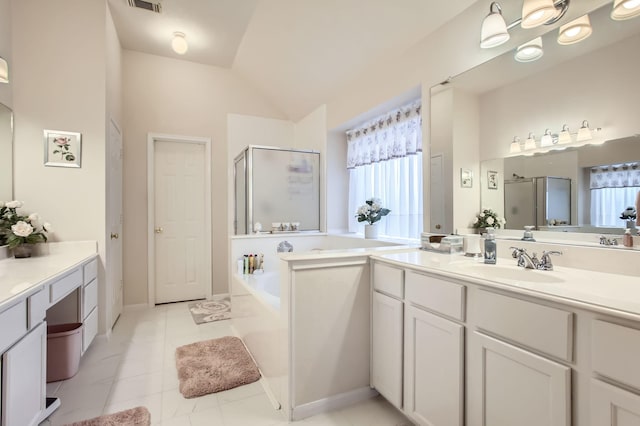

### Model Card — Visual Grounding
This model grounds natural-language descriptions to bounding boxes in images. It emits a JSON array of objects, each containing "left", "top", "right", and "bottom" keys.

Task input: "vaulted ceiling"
[{"left": 108, "top": 0, "right": 479, "bottom": 120}]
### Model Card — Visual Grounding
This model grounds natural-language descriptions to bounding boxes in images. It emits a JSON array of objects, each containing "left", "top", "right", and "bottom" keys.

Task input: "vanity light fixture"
[
  {"left": 558, "top": 124, "right": 572, "bottom": 144},
  {"left": 522, "top": 0, "right": 569, "bottom": 28},
  {"left": 515, "top": 37, "right": 544, "bottom": 62},
  {"left": 576, "top": 120, "right": 593, "bottom": 142},
  {"left": 558, "top": 14, "right": 593, "bottom": 45},
  {"left": 524, "top": 132, "right": 537, "bottom": 150},
  {"left": 481, "top": 2, "right": 510, "bottom": 48},
  {"left": 510, "top": 136, "right": 522, "bottom": 153},
  {"left": 0, "top": 57, "right": 8, "bottom": 84},
  {"left": 611, "top": 0, "right": 640, "bottom": 20},
  {"left": 171, "top": 32, "right": 188, "bottom": 55},
  {"left": 540, "top": 128, "right": 555, "bottom": 147}
]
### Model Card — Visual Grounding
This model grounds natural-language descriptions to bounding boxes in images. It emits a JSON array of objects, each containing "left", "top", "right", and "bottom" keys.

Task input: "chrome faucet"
[
  {"left": 538, "top": 250, "right": 562, "bottom": 271},
  {"left": 599, "top": 235, "right": 619, "bottom": 246},
  {"left": 510, "top": 247, "right": 562, "bottom": 271}
]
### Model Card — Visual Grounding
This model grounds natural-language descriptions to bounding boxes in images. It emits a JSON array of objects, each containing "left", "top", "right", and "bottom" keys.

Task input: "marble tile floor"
[{"left": 40, "top": 301, "right": 413, "bottom": 426}]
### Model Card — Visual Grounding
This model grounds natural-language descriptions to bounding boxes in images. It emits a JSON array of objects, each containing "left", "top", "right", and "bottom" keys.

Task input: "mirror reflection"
[
  {"left": 0, "top": 103, "right": 13, "bottom": 203},
  {"left": 433, "top": 1, "right": 640, "bottom": 236}
]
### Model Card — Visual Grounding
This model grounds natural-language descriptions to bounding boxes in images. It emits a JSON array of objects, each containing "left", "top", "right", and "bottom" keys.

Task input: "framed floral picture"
[
  {"left": 460, "top": 168, "right": 473, "bottom": 188},
  {"left": 44, "top": 130, "right": 82, "bottom": 168},
  {"left": 487, "top": 170, "right": 499, "bottom": 190}
]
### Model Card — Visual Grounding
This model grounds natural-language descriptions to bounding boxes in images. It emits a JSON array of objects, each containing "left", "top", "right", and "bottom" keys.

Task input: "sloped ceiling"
[{"left": 109, "top": 0, "right": 479, "bottom": 120}]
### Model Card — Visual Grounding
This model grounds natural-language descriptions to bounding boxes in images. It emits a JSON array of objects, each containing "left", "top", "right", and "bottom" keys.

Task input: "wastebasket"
[{"left": 46, "top": 323, "right": 83, "bottom": 383}]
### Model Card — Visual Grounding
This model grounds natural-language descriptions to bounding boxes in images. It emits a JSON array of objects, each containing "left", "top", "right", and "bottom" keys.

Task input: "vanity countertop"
[
  {"left": 372, "top": 249, "right": 640, "bottom": 321},
  {"left": 0, "top": 241, "right": 97, "bottom": 311}
]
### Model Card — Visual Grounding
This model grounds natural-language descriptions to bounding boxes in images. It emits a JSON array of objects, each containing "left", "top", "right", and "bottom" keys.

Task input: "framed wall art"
[
  {"left": 44, "top": 130, "right": 82, "bottom": 168},
  {"left": 461, "top": 168, "right": 473, "bottom": 188},
  {"left": 487, "top": 170, "right": 499, "bottom": 190}
]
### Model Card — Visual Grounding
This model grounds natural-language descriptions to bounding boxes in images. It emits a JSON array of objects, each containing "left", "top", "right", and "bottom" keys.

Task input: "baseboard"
[{"left": 291, "top": 387, "right": 378, "bottom": 421}]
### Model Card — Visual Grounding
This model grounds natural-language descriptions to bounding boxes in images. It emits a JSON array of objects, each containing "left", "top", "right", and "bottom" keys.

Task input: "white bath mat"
[{"left": 188, "top": 297, "right": 231, "bottom": 324}]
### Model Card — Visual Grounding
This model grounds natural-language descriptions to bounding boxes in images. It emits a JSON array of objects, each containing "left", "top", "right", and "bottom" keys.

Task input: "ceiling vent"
[{"left": 127, "top": 0, "right": 161, "bottom": 13}]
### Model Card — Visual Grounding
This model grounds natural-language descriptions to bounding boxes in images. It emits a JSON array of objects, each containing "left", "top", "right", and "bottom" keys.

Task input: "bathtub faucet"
[{"left": 277, "top": 240, "right": 293, "bottom": 253}]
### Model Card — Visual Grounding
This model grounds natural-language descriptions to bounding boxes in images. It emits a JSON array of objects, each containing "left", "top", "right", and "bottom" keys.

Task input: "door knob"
[
  {"left": 155, "top": 227, "right": 164, "bottom": 234},
  {"left": 435, "top": 224, "right": 441, "bottom": 230},
  {"left": 110, "top": 233, "right": 119, "bottom": 240}
]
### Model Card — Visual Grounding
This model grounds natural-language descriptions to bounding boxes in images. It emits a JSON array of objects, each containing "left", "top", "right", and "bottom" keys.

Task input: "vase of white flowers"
[
  {"left": 355, "top": 198, "right": 391, "bottom": 239},
  {"left": 0, "top": 201, "right": 52, "bottom": 258},
  {"left": 472, "top": 208, "right": 505, "bottom": 233}
]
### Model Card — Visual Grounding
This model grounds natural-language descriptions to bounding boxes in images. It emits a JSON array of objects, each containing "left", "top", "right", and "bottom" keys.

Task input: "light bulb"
[{"left": 172, "top": 32, "right": 188, "bottom": 55}]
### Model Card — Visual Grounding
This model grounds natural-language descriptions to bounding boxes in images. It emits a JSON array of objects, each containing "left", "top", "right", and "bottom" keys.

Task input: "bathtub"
[{"left": 229, "top": 233, "right": 413, "bottom": 419}]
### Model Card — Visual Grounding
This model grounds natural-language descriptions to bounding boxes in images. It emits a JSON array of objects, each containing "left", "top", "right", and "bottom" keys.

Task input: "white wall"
[
  {"left": 0, "top": 0, "right": 11, "bottom": 108},
  {"left": 12, "top": 0, "right": 108, "bottom": 330},
  {"left": 122, "top": 51, "right": 286, "bottom": 303}
]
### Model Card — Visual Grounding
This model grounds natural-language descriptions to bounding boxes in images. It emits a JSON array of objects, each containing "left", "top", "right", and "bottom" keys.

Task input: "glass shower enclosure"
[{"left": 234, "top": 145, "right": 321, "bottom": 235}]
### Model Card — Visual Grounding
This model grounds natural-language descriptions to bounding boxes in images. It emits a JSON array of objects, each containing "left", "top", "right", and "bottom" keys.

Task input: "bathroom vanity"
[
  {"left": 370, "top": 245, "right": 640, "bottom": 426},
  {"left": 0, "top": 241, "right": 98, "bottom": 425}
]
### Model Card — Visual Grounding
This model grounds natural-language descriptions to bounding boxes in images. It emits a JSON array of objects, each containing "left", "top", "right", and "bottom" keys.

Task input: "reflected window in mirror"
[
  {"left": 590, "top": 162, "right": 640, "bottom": 228},
  {"left": 346, "top": 101, "right": 423, "bottom": 240},
  {"left": 0, "top": 103, "right": 13, "bottom": 203}
]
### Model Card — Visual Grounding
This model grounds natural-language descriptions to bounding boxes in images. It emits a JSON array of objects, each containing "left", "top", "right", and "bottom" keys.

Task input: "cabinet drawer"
[
  {"left": 83, "top": 257, "right": 98, "bottom": 285},
  {"left": 83, "top": 279, "right": 98, "bottom": 318},
  {"left": 82, "top": 307, "right": 98, "bottom": 353},
  {"left": 405, "top": 271, "right": 465, "bottom": 321},
  {"left": 28, "top": 287, "right": 48, "bottom": 329},
  {"left": 50, "top": 268, "right": 83, "bottom": 304},
  {"left": 373, "top": 262, "right": 403, "bottom": 299},
  {"left": 0, "top": 300, "right": 28, "bottom": 353},
  {"left": 474, "top": 290, "right": 573, "bottom": 361},
  {"left": 592, "top": 320, "right": 640, "bottom": 390}
]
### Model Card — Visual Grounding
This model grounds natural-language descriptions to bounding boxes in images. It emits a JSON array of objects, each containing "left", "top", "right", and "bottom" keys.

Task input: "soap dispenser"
[
  {"left": 484, "top": 227, "right": 497, "bottom": 264},
  {"left": 624, "top": 228, "right": 634, "bottom": 247}
]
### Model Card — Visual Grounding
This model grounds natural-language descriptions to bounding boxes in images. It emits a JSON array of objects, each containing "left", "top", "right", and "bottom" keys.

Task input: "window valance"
[
  {"left": 346, "top": 101, "right": 422, "bottom": 169},
  {"left": 590, "top": 162, "right": 640, "bottom": 189}
]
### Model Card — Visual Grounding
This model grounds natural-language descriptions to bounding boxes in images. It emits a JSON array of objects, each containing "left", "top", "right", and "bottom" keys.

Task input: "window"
[
  {"left": 590, "top": 163, "right": 640, "bottom": 227},
  {"left": 346, "top": 101, "right": 423, "bottom": 240}
]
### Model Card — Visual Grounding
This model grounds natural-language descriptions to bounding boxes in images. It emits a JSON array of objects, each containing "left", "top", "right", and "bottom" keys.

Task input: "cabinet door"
[
  {"left": 469, "top": 332, "right": 571, "bottom": 426},
  {"left": 404, "top": 305, "right": 463, "bottom": 426},
  {"left": 2, "top": 322, "right": 46, "bottom": 426},
  {"left": 371, "top": 291, "right": 403, "bottom": 409},
  {"left": 591, "top": 379, "right": 640, "bottom": 426}
]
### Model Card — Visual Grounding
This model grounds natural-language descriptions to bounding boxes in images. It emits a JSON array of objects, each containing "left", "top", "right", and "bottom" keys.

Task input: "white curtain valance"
[
  {"left": 346, "top": 101, "right": 422, "bottom": 169},
  {"left": 590, "top": 162, "right": 640, "bottom": 189}
]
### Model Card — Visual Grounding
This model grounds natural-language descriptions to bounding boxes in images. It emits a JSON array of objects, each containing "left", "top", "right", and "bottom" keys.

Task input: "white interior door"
[
  {"left": 153, "top": 139, "right": 209, "bottom": 304},
  {"left": 108, "top": 119, "right": 123, "bottom": 326},
  {"left": 430, "top": 154, "right": 445, "bottom": 232}
]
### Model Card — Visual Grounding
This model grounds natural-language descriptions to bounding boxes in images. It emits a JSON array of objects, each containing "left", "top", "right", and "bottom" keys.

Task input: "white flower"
[
  {"left": 486, "top": 216, "right": 495, "bottom": 225},
  {"left": 43, "top": 222, "right": 53, "bottom": 232},
  {"left": 5, "top": 200, "right": 23, "bottom": 209},
  {"left": 473, "top": 217, "right": 479, "bottom": 224},
  {"left": 12, "top": 221, "right": 34, "bottom": 237},
  {"left": 357, "top": 205, "right": 371, "bottom": 216},
  {"left": 28, "top": 213, "right": 40, "bottom": 222}
]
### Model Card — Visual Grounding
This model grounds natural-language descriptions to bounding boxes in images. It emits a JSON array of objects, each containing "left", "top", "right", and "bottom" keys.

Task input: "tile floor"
[{"left": 40, "top": 302, "right": 413, "bottom": 426}]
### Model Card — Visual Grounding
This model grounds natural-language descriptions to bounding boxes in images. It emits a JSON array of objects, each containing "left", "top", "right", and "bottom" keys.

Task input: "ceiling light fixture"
[
  {"left": 524, "top": 132, "right": 537, "bottom": 150},
  {"left": 576, "top": 120, "right": 593, "bottom": 142},
  {"left": 558, "top": 14, "right": 593, "bottom": 45},
  {"left": 481, "top": 2, "right": 510, "bottom": 48},
  {"left": 558, "top": 124, "right": 572, "bottom": 144},
  {"left": 171, "top": 32, "right": 188, "bottom": 55},
  {"left": 0, "top": 57, "right": 8, "bottom": 84},
  {"left": 515, "top": 37, "right": 544, "bottom": 62},
  {"left": 611, "top": 0, "right": 640, "bottom": 20},
  {"left": 510, "top": 136, "right": 522, "bottom": 153}
]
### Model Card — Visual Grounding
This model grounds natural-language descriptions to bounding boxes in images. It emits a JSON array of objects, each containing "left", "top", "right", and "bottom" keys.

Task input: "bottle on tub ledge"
[
  {"left": 484, "top": 227, "right": 497, "bottom": 264},
  {"left": 239, "top": 253, "right": 265, "bottom": 274}
]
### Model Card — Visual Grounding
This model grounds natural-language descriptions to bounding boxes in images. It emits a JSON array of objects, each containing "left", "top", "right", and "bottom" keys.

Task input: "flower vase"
[
  {"left": 474, "top": 227, "right": 486, "bottom": 235},
  {"left": 364, "top": 224, "right": 379, "bottom": 239},
  {"left": 13, "top": 244, "right": 34, "bottom": 258}
]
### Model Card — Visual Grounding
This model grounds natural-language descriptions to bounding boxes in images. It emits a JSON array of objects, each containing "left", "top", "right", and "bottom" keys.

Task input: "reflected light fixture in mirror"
[
  {"left": 171, "top": 32, "right": 188, "bottom": 55},
  {"left": 515, "top": 37, "right": 544, "bottom": 62},
  {"left": 576, "top": 120, "right": 593, "bottom": 142},
  {"left": 540, "top": 128, "right": 554, "bottom": 147},
  {"left": 522, "top": 0, "right": 560, "bottom": 28},
  {"left": 524, "top": 132, "right": 537, "bottom": 150},
  {"left": 0, "top": 58, "right": 8, "bottom": 84},
  {"left": 611, "top": 0, "right": 640, "bottom": 20},
  {"left": 510, "top": 136, "right": 522, "bottom": 153},
  {"left": 481, "top": 2, "right": 510, "bottom": 48},
  {"left": 558, "top": 124, "right": 572, "bottom": 144},
  {"left": 558, "top": 14, "right": 593, "bottom": 45}
]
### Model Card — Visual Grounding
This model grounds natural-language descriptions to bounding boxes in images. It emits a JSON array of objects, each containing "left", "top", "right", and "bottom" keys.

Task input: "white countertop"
[
  {"left": 372, "top": 249, "right": 640, "bottom": 321},
  {"left": 0, "top": 241, "right": 98, "bottom": 311}
]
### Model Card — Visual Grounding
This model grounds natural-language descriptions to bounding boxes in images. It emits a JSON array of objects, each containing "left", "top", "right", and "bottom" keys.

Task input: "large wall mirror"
[
  {"left": 431, "top": 1, "right": 640, "bottom": 237},
  {"left": 0, "top": 103, "right": 13, "bottom": 203}
]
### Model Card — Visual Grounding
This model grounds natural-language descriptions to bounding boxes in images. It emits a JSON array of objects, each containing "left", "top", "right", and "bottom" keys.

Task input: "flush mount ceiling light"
[
  {"left": 481, "top": 2, "right": 510, "bottom": 48},
  {"left": 558, "top": 14, "right": 593, "bottom": 45},
  {"left": 611, "top": 0, "right": 640, "bottom": 20},
  {"left": 515, "top": 37, "right": 544, "bottom": 62},
  {"left": 171, "top": 32, "right": 188, "bottom": 55},
  {"left": 558, "top": 124, "right": 572, "bottom": 144},
  {"left": 0, "top": 57, "right": 8, "bottom": 84},
  {"left": 521, "top": 0, "right": 567, "bottom": 28},
  {"left": 524, "top": 132, "right": 537, "bottom": 150},
  {"left": 510, "top": 136, "right": 522, "bottom": 153},
  {"left": 576, "top": 120, "right": 593, "bottom": 142}
]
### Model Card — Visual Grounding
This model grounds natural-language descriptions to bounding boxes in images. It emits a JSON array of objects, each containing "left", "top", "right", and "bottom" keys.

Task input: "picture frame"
[
  {"left": 44, "top": 130, "right": 82, "bottom": 168},
  {"left": 487, "top": 170, "right": 498, "bottom": 190},
  {"left": 460, "top": 168, "right": 473, "bottom": 188}
]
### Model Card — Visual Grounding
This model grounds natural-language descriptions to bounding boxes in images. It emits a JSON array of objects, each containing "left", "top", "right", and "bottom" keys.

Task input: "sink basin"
[{"left": 451, "top": 263, "right": 565, "bottom": 284}]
